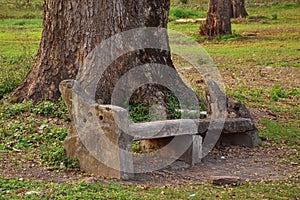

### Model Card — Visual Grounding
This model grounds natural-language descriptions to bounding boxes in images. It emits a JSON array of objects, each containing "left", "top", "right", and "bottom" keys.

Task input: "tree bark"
[
  {"left": 200, "top": 0, "right": 232, "bottom": 38},
  {"left": 231, "top": 0, "right": 248, "bottom": 18},
  {"left": 12, "top": 0, "right": 173, "bottom": 104}
]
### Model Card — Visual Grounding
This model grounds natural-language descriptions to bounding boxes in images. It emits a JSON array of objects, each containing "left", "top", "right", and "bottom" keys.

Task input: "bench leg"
[
  {"left": 192, "top": 135, "right": 202, "bottom": 165},
  {"left": 119, "top": 135, "right": 134, "bottom": 180},
  {"left": 179, "top": 135, "right": 202, "bottom": 165}
]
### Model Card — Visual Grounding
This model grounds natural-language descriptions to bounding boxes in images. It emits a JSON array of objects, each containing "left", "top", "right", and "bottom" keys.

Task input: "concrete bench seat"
[
  {"left": 59, "top": 79, "right": 259, "bottom": 180},
  {"left": 130, "top": 118, "right": 254, "bottom": 140}
]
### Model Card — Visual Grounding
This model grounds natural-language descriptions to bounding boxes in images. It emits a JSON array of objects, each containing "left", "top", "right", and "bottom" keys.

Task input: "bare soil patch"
[
  {"left": 1, "top": 140, "right": 299, "bottom": 185},
  {"left": 130, "top": 143, "right": 299, "bottom": 185}
]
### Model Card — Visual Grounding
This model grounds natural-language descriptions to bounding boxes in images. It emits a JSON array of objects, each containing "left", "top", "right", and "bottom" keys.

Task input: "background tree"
[
  {"left": 12, "top": 0, "right": 178, "bottom": 105},
  {"left": 231, "top": 0, "right": 248, "bottom": 18},
  {"left": 200, "top": 0, "right": 232, "bottom": 37},
  {"left": 200, "top": 0, "right": 248, "bottom": 38}
]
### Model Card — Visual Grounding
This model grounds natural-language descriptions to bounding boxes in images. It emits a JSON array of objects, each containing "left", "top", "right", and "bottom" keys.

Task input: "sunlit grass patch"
[
  {"left": 0, "top": 178, "right": 299, "bottom": 199},
  {"left": 169, "top": 7, "right": 206, "bottom": 22},
  {"left": 0, "top": 19, "right": 43, "bottom": 29},
  {"left": 0, "top": 19, "right": 42, "bottom": 56},
  {"left": 0, "top": 99, "right": 76, "bottom": 169},
  {"left": 259, "top": 119, "right": 300, "bottom": 147},
  {"left": 0, "top": 55, "right": 33, "bottom": 98}
]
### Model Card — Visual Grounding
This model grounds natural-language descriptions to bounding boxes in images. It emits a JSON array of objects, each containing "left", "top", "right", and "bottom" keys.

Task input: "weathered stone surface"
[
  {"left": 218, "top": 130, "right": 259, "bottom": 147},
  {"left": 222, "top": 118, "right": 254, "bottom": 134},
  {"left": 60, "top": 79, "right": 260, "bottom": 180},
  {"left": 60, "top": 79, "right": 134, "bottom": 180},
  {"left": 64, "top": 134, "right": 121, "bottom": 179},
  {"left": 223, "top": 99, "right": 260, "bottom": 147},
  {"left": 205, "top": 82, "right": 260, "bottom": 147},
  {"left": 131, "top": 118, "right": 254, "bottom": 140},
  {"left": 227, "top": 98, "right": 253, "bottom": 119},
  {"left": 206, "top": 80, "right": 227, "bottom": 119},
  {"left": 131, "top": 119, "right": 202, "bottom": 140}
]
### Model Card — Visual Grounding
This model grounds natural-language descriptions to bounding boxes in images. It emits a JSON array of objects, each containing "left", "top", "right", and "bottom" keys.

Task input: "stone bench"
[{"left": 59, "top": 79, "right": 259, "bottom": 180}]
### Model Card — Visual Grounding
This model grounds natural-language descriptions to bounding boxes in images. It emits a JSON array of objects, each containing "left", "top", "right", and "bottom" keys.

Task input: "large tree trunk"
[
  {"left": 200, "top": 0, "right": 232, "bottom": 38},
  {"left": 231, "top": 0, "right": 248, "bottom": 18},
  {"left": 12, "top": 0, "right": 173, "bottom": 104}
]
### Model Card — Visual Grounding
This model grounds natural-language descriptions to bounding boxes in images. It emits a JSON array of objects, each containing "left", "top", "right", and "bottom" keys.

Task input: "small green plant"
[
  {"left": 31, "top": 99, "right": 69, "bottom": 120},
  {"left": 132, "top": 141, "right": 142, "bottom": 153},
  {"left": 32, "top": 101, "right": 56, "bottom": 116},
  {"left": 128, "top": 92, "right": 206, "bottom": 122},
  {"left": 269, "top": 83, "right": 288, "bottom": 101},
  {"left": 271, "top": 13, "right": 278, "bottom": 20},
  {"left": 128, "top": 101, "right": 151, "bottom": 123},
  {"left": 0, "top": 100, "right": 34, "bottom": 118},
  {"left": 0, "top": 120, "right": 37, "bottom": 151},
  {"left": 166, "top": 93, "right": 181, "bottom": 119},
  {"left": 38, "top": 126, "right": 79, "bottom": 169},
  {"left": 260, "top": 19, "right": 269, "bottom": 24},
  {"left": 40, "top": 145, "right": 79, "bottom": 169},
  {"left": 215, "top": 34, "right": 243, "bottom": 41},
  {"left": 288, "top": 88, "right": 300, "bottom": 98}
]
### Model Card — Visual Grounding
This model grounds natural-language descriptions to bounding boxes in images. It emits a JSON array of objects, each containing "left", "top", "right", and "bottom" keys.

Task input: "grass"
[
  {"left": 169, "top": 7, "right": 206, "bottom": 21},
  {"left": 0, "top": 19, "right": 42, "bottom": 56},
  {"left": 0, "top": 178, "right": 299, "bottom": 199},
  {"left": 226, "top": 83, "right": 299, "bottom": 104},
  {"left": 128, "top": 93, "right": 185, "bottom": 123},
  {"left": 0, "top": 19, "right": 42, "bottom": 97},
  {"left": 169, "top": 3, "right": 300, "bottom": 128},
  {"left": 0, "top": 99, "right": 78, "bottom": 169},
  {"left": 169, "top": 3, "right": 300, "bottom": 67},
  {"left": 215, "top": 34, "right": 243, "bottom": 41},
  {"left": 0, "top": 0, "right": 43, "bottom": 19},
  {"left": 0, "top": 1, "right": 300, "bottom": 199},
  {"left": 260, "top": 119, "right": 300, "bottom": 146}
]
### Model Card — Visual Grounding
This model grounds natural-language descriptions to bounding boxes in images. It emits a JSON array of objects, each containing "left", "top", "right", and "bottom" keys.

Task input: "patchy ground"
[
  {"left": 1, "top": 47, "right": 299, "bottom": 187},
  {"left": 0, "top": 4, "right": 299, "bottom": 189},
  {"left": 1, "top": 134, "right": 299, "bottom": 186},
  {"left": 134, "top": 143, "right": 299, "bottom": 185},
  {"left": 1, "top": 54, "right": 298, "bottom": 187}
]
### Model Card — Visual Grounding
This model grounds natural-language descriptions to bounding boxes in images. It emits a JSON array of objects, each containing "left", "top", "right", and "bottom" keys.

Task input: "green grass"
[
  {"left": 169, "top": 3, "right": 300, "bottom": 67},
  {"left": 128, "top": 95, "right": 181, "bottom": 123},
  {"left": 0, "top": 19, "right": 42, "bottom": 29},
  {"left": 170, "top": 0, "right": 209, "bottom": 11},
  {"left": 0, "top": 55, "right": 33, "bottom": 98},
  {"left": 0, "top": 99, "right": 78, "bottom": 169},
  {"left": 169, "top": 7, "right": 206, "bottom": 21},
  {"left": 260, "top": 119, "right": 299, "bottom": 144},
  {"left": 215, "top": 34, "right": 243, "bottom": 41},
  {"left": 0, "top": 0, "right": 43, "bottom": 19},
  {"left": 226, "top": 84, "right": 299, "bottom": 104},
  {"left": 0, "top": 19, "right": 42, "bottom": 56},
  {"left": 0, "top": 19, "right": 42, "bottom": 97},
  {"left": 0, "top": 178, "right": 299, "bottom": 199}
]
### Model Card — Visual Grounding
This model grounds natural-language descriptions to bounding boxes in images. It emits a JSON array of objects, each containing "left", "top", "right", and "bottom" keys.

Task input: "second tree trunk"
[{"left": 200, "top": 0, "right": 232, "bottom": 37}]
